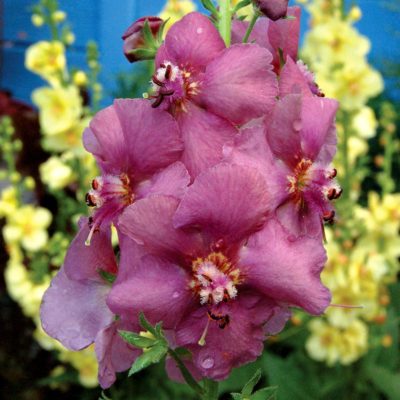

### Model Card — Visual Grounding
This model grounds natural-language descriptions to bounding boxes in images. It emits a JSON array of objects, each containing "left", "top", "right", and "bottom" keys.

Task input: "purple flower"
[
  {"left": 279, "top": 56, "right": 325, "bottom": 98},
  {"left": 225, "top": 94, "right": 340, "bottom": 239},
  {"left": 82, "top": 98, "right": 185, "bottom": 243},
  {"left": 108, "top": 163, "right": 330, "bottom": 379},
  {"left": 150, "top": 12, "right": 278, "bottom": 177},
  {"left": 253, "top": 0, "right": 289, "bottom": 21},
  {"left": 122, "top": 17, "right": 164, "bottom": 62},
  {"left": 40, "top": 220, "right": 141, "bottom": 388},
  {"left": 232, "top": 6, "right": 301, "bottom": 73}
]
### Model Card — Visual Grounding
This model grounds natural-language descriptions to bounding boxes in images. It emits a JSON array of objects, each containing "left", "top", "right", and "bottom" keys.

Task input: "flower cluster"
[{"left": 40, "top": 7, "right": 339, "bottom": 389}]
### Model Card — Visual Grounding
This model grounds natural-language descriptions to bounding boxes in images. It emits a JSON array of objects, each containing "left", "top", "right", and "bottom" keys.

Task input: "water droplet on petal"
[
  {"left": 201, "top": 356, "right": 214, "bottom": 369},
  {"left": 293, "top": 120, "right": 302, "bottom": 131},
  {"left": 172, "top": 291, "right": 180, "bottom": 299},
  {"left": 197, "top": 27, "right": 204, "bottom": 34}
]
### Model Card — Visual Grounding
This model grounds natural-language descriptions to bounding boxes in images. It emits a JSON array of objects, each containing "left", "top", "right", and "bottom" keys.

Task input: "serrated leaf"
[
  {"left": 119, "top": 330, "right": 156, "bottom": 348},
  {"left": 231, "top": 394, "right": 242, "bottom": 400},
  {"left": 128, "top": 345, "right": 168, "bottom": 376},
  {"left": 251, "top": 386, "right": 278, "bottom": 400},
  {"left": 242, "top": 368, "right": 262, "bottom": 396},
  {"left": 139, "top": 312, "right": 157, "bottom": 336}
]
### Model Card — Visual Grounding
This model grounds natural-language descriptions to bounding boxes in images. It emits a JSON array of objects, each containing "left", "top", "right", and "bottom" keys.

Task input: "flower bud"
[
  {"left": 252, "top": 0, "right": 289, "bottom": 21},
  {"left": 122, "top": 17, "right": 163, "bottom": 63}
]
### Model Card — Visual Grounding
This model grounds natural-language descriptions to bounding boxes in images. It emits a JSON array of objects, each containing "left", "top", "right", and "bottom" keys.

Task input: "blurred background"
[{"left": 1, "top": 1, "right": 399, "bottom": 399}]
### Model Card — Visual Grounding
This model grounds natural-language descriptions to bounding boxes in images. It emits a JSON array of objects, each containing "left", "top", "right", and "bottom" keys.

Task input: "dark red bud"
[
  {"left": 253, "top": 0, "right": 289, "bottom": 21},
  {"left": 122, "top": 17, "right": 163, "bottom": 63}
]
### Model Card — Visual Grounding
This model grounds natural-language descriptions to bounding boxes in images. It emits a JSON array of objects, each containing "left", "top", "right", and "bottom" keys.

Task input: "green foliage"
[{"left": 231, "top": 369, "right": 277, "bottom": 400}]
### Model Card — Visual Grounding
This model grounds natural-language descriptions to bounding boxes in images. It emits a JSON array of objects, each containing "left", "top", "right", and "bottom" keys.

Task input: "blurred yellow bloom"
[
  {"left": 31, "top": 14, "right": 44, "bottom": 27},
  {"left": 351, "top": 106, "right": 378, "bottom": 139},
  {"left": 40, "top": 156, "right": 75, "bottom": 190},
  {"left": 159, "top": 0, "right": 196, "bottom": 33},
  {"left": 73, "top": 70, "right": 88, "bottom": 86},
  {"left": 32, "top": 85, "right": 82, "bottom": 136},
  {"left": 42, "top": 117, "right": 90, "bottom": 153},
  {"left": 25, "top": 41, "right": 66, "bottom": 84},
  {"left": 3, "top": 205, "right": 52, "bottom": 252},
  {"left": 306, "top": 319, "right": 368, "bottom": 366},
  {"left": 52, "top": 10, "right": 66, "bottom": 23},
  {"left": 0, "top": 186, "right": 18, "bottom": 218}
]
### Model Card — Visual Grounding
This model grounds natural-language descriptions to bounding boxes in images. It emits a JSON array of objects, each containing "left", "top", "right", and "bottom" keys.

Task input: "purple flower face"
[
  {"left": 82, "top": 98, "right": 184, "bottom": 242},
  {"left": 225, "top": 93, "right": 340, "bottom": 239},
  {"left": 110, "top": 163, "right": 330, "bottom": 379}
]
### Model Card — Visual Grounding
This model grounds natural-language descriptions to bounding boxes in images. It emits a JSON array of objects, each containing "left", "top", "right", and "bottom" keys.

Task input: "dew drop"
[
  {"left": 172, "top": 291, "right": 180, "bottom": 299},
  {"left": 197, "top": 27, "right": 204, "bottom": 34},
  {"left": 201, "top": 356, "right": 214, "bottom": 369},
  {"left": 293, "top": 120, "right": 302, "bottom": 131}
]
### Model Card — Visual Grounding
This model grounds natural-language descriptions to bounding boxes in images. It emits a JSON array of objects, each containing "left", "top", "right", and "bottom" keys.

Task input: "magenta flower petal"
[
  {"left": 175, "top": 292, "right": 280, "bottom": 380},
  {"left": 113, "top": 99, "right": 183, "bottom": 176},
  {"left": 268, "top": 6, "right": 301, "bottom": 70},
  {"left": 266, "top": 94, "right": 303, "bottom": 168},
  {"left": 40, "top": 267, "right": 113, "bottom": 350},
  {"left": 177, "top": 102, "right": 238, "bottom": 177},
  {"left": 279, "top": 56, "right": 315, "bottom": 97},
  {"left": 240, "top": 218, "right": 331, "bottom": 314},
  {"left": 64, "top": 218, "right": 117, "bottom": 282},
  {"left": 164, "top": 12, "right": 225, "bottom": 69},
  {"left": 119, "top": 195, "right": 202, "bottom": 258},
  {"left": 200, "top": 44, "right": 277, "bottom": 125},
  {"left": 135, "top": 161, "right": 190, "bottom": 200},
  {"left": 95, "top": 320, "right": 140, "bottom": 388},
  {"left": 300, "top": 97, "right": 339, "bottom": 162},
  {"left": 83, "top": 106, "right": 126, "bottom": 174},
  {"left": 107, "top": 254, "right": 192, "bottom": 328},
  {"left": 173, "top": 163, "right": 270, "bottom": 243},
  {"left": 231, "top": 18, "right": 270, "bottom": 49}
]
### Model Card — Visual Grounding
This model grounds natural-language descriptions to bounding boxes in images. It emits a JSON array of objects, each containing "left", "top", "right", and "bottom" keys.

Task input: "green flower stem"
[
  {"left": 202, "top": 379, "right": 219, "bottom": 400},
  {"left": 218, "top": 0, "right": 231, "bottom": 47},
  {"left": 243, "top": 11, "right": 260, "bottom": 43},
  {"left": 340, "top": 112, "right": 351, "bottom": 205},
  {"left": 382, "top": 126, "right": 394, "bottom": 195},
  {"left": 167, "top": 349, "right": 205, "bottom": 397}
]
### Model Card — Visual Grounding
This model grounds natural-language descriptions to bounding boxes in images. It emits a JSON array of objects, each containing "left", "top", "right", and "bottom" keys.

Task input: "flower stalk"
[{"left": 218, "top": 0, "right": 231, "bottom": 46}]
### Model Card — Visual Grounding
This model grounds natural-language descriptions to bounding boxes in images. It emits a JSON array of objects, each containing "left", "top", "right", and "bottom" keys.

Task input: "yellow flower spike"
[
  {"left": 51, "top": 10, "right": 67, "bottom": 23},
  {"left": 159, "top": 0, "right": 197, "bottom": 34},
  {"left": 31, "top": 14, "right": 44, "bottom": 27},
  {"left": 351, "top": 107, "right": 378, "bottom": 139},
  {"left": 306, "top": 319, "right": 368, "bottom": 366},
  {"left": 40, "top": 156, "right": 75, "bottom": 190},
  {"left": 73, "top": 70, "right": 88, "bottom": 87},
  {"left": 25, "top": 41, "right": 66, "bottom": 84},
  {"left": 32, "top": 85, "right": 82, "bottom": 137},
  {"left": 0, "top": 186, "right": 19, "bottom": 218},
  {"left": 3, "top": 205, "right": 52, "bottom": 252}
]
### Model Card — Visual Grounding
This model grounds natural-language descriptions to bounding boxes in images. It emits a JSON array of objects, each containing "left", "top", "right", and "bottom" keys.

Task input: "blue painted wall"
[{"left": 1, "top": 0, "right": 398, "bottom": 106}]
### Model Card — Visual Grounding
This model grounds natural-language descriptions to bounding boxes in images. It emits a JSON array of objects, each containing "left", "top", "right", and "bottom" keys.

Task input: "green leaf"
[
  {"left": 231, "top": 394, "right": 242, "bottom": 400},
  {"left": 127, "top": 48, "right": 157, "bottom": 61},
  {"left": 142, "top": 19, "right": 156, "bottom": 46},
  {"left": 251, "top": 387, "right": 278, "bottom": 400},
  {"left": 201, "top": 0, "right": 218, "bottom": 16},
  {"left": 242, "top": 368, "right": 262, "bottom": 396},
  {"left": 139, "top": 312, "right": 157, "bottom": 336},
  {"left": 98, "top": 268, "right": 116, "bottom": 284},
  {"left": 233, "top": 0, "right": 252, "bottom": 13},
  {"left": 99, "top": 391, "right": 112, "bottom": 400},
  {"left": 118, "top": 330, "right": 156, "bottom": 348},
  {"left": 128, "top": 345, "right": 168, "bottom": 376},
  {"left": 365, "top": 364, "right": 400, "bottom": 400}
]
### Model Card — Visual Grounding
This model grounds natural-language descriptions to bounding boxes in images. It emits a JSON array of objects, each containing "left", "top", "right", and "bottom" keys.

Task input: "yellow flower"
[
  {"left": 73, "top": 70, "right": 88, "bottom": 87},
  {"left": 3, "top": 205, "right": 52, "bottom": 252},
  {"left": 0, "top": 186, "right": 19, "bottom": 218},
  {"left": 32, "top": 85, "right": 82, "bottom": 136},
  {"left": 25, "top": 41, "right": 66, "bottom": 84},
  {"left": 51, "top": 10, "right": 66, "bottom": 23},
  {"left": 42, "top": 116, "right": 90, "bottom": 153},
  {"left": 306, "top": 319, "right": 368, "bottom": 366},
  {"left": 31, "top": 14, "right": 44, "bottom": 27},
  {"left": 40, "top": 156, "right": 75, "bottom": 190},
  {"left": 159, "top": 0, "right": 197, "bottom": 34},
  {"left": 351, "top": 106, "right": 378, "bottom": 139}
]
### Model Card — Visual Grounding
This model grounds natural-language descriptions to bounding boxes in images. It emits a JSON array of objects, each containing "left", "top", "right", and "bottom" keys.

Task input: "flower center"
[
  {"left": 190, "top": 252, "right": 240, "bottom": 306},
  {"left": 151, "top": 61, "right": 200, "bottom": 109},
  {"left": 86, "top": 173, "right": 134, "bottom": 209},
  {"left": 84, "top": 173, "right": 134, "bottom": 245},
  {"left": 287, "top": 158, "right": 313, "bottom": 201}
]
